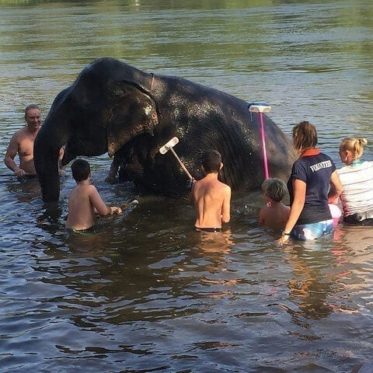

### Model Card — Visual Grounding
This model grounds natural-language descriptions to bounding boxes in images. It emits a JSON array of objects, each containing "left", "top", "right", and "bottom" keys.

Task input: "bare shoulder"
[
  {"left": 221, "top": 181, "right": 231, "bottom": 193},
  {"left": 5, "top": 130, "right": 22, "bottom": 152},
  {"left": 193, "top": 178, "right": 205, "bottom": 192},
  {"left": 193, "top": 179, "right": 202, "bottom": 187},
  {"left": 74, "top": 183, "right": 97, "bottom": 196},
  {"left": 14, "top": 127, "right": 29, "bottom": 139},
  {"left": 87, "top": 184, "right": 99, "bottom": 194},
  {"left": 8, "top": 129, "right": 22, "bottom": 143}
]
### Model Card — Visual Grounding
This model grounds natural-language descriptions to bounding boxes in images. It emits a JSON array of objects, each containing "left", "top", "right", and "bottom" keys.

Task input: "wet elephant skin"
[{"left": 34, "top": 57, "right": 296, "bottom": 202}]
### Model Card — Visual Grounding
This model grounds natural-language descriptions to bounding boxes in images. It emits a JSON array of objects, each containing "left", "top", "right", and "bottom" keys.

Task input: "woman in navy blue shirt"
[{"left": 279, "top": 121, "right": 343, "bottom": 243}]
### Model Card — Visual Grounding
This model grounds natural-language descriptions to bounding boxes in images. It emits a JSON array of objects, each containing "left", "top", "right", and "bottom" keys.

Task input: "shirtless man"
[
  {"left": 66, "top": 159, "right": 122, "bottom": 232},
  {"left": 192, "top": 150, "right": 231, "bottom": 232},
  {"left": 4, "top": 104, "right": 41, "bottom": 177}
]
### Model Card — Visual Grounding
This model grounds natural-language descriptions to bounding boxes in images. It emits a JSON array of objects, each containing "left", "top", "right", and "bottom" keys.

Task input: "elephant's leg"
[
  {"left": 106, "top": 155, "right": 122, "bottom": 184},
  {"left": 106, "top": 144, "right": 138, "bottom": 184}
]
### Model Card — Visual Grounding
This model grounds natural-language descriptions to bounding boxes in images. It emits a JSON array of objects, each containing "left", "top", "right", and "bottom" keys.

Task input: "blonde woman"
[
  {"left": 338, "top": 137, "right": 373, "bottom": 224},
  {"left": 279, "top": 121, "right": 343, "bottom": 244}
]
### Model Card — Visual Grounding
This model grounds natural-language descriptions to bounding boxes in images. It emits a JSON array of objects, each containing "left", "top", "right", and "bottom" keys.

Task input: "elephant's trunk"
[{"left": 34, "top": 124, "right": 67, "bottom": 203}]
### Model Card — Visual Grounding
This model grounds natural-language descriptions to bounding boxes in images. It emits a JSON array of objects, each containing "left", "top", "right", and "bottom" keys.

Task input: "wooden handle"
[{"left": 170, "top": 148, "right": 193, "bottom": 180}]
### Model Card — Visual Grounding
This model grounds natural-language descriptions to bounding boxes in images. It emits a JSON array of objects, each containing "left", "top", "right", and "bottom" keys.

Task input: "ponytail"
[{"left": 339, "top": 137, "right": 368, "bottom": 160}]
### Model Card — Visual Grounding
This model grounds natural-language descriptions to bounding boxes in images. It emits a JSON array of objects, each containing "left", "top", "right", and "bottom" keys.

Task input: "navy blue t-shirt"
[{"left": 287, "top": 152, "right": 335, "bottom": 225}]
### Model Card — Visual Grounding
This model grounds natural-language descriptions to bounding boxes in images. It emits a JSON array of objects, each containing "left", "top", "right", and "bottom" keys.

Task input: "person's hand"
[
  {"left": 328, "top": 196, "right": 339, "bottom": 204},
  {"left": 14, "top": 168, "right": 26, "bottom": 177},
  {"left": 110, "top": 206, "right": 122, "bottom": 215},
  {"left": 277, "top": 232, "right": 291, "bottom": 246}
]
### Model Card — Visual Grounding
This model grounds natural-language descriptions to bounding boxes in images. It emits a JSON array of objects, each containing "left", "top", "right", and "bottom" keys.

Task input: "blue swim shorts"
[{"left": 292, "top": 219, "right": 334, "bottom": 241}]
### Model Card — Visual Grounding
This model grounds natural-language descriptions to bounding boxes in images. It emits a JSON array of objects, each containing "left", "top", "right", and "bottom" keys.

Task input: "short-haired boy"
[
  {"left": 66, "top": 159, "right": 122, "bottom": 232},
  {"left": 192, "top": 150, "right": 231, "bottom": 232},
  {"left": 259, "top": 178, "right": 290, "bottom": 231}
]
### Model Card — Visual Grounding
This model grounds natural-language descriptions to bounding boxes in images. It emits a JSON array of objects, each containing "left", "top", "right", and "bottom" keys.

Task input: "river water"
[{"left": 0, "top": 1, "right": 373, "bottom": 372}]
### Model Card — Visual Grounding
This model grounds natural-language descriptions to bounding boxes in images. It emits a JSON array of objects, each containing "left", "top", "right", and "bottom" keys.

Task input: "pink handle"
[{"left": 259, "top": 113, "right": 270, "bottom": 179}]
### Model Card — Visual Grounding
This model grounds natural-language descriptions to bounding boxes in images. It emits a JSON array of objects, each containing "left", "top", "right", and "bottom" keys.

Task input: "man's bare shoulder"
[
  {"left": 7, "top": 129, "right": 21, "bottom": 143},
  {"left": 5, "top": 130, "right": 23, "bottom": 152},
  {"left": 13, "top": 127, "right": 29, "bottom": 138},
  {"left": 9, "top": 127, "right": 30, "bottom": 143}
]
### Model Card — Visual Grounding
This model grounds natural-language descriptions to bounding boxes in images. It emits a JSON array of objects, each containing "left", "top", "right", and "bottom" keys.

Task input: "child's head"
[
  {"left": 261, "top": 178, "right": 287, "bottom": 202},
  {"left": 292, "top": 121, "right": 318, "bottom": 152},
  {"left": 71, "top": 159, "right": 91, "bottom": 182},
  {"left": 339, "top": 137, "right": 367, "bottom": 162},
  {"left": 201, "top": 150, "right": 222, "bottom": 173}
]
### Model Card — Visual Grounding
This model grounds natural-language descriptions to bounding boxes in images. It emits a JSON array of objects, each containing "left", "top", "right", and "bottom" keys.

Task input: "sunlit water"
[{"left": 0, "top": 1, "right": 372, "bottom": 372}]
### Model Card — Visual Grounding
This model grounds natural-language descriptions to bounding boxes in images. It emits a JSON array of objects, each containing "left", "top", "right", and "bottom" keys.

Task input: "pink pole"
[
  {"left": 249, "top": 103, "right": 271, "bottom": 180},
  {"left": 259, "top": 112, "right": 270, "bottom": 179}
]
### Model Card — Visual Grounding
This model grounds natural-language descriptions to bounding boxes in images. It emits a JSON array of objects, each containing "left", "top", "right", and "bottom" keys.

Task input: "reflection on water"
[
  {"left": 5, "top": 176, "right": 40, "bottom": 202},
  {"left": 286, "top": 244, "right": 338, "bottom": 320},
  {"left": 0, "top": 0, "right": 373, "bottom": 371}
]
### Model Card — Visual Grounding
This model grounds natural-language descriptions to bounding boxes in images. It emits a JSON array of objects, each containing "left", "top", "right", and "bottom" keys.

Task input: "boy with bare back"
[
  {"left": 66, "top": 159, "right": 122, "bottom": 232},
  {"left": 259, "top": 178, "right": 290, "bottom": 231},
  {"left": 192, "top": 150, "right": 231, "bottom": 232}
]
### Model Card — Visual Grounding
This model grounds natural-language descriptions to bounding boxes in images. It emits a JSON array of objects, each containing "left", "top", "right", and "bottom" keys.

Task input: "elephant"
[{"left": 34, "top": 57, "right": 296, "bottom": 203}]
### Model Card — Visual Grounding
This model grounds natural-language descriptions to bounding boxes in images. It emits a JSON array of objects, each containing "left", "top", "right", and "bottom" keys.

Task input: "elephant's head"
[{"left": 35, "top": 58, "right": 158, "bottom": 202}]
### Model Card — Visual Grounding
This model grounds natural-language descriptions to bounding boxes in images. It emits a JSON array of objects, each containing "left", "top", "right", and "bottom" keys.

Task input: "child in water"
[
  {"left": 259, "top": 178, "right": 290, "bottom": 231},
  {"left": 192, "top": 150, "right": 231, "bottom": 232},
  {"left": 66, "top": 159, "right": 122, "bottom": 232}
]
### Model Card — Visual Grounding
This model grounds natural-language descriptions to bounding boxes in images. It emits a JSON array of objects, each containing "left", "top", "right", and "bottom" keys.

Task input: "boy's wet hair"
[
  {"left": 261, "top": 178, "right": 287, "bottom": 202},
  {"left": 71, "top": 159, "right": 90, "bottom": 182},
  {"left": 201, "top": 150, "right": 222, "bottom": 173}
]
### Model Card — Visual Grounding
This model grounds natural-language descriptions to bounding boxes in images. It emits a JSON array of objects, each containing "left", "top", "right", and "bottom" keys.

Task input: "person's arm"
[
  {"left": 190, "top": 179, "right": 198, "bottom": 204},
  {"left": 89, "top": 186, "right": 122, "bottom": 216},
  {"left": 258, "top": 208, "right": 265, "bottom": 226},
  {"left": 328, "top": 170, "right": 343, "bottom": 204},
  {"left": 4, "top": 135, "right": 26, "bottom": 177},
  {"left": 221, "top": 186, "right": 231, "bottom": 224},
  {"left": 278, "top": 178, "right": 306, "bottom": 244}
]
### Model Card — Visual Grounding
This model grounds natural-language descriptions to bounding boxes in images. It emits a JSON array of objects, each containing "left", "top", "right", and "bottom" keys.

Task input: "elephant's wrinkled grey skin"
[{"left": 34, "top": 57, "right": 296, "bottom": 202}]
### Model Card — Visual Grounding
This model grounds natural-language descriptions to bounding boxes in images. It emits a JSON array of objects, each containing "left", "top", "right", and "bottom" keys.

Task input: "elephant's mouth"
[{"left": 107, "top": 125, "right": 154, "bottom": 157}]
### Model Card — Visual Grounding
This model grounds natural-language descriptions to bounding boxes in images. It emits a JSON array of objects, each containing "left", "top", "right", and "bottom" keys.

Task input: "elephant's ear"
[{"left": 105, "top": 81, "right": 159, "bottom": 156}]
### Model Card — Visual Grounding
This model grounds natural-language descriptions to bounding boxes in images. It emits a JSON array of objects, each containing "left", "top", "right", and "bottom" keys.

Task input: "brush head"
[
  {"left": 159, "top": 137, "right": 179, "bottom": 154},
  {"left": 248, "top": 103, "right": 271, "bottom": 113}
]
